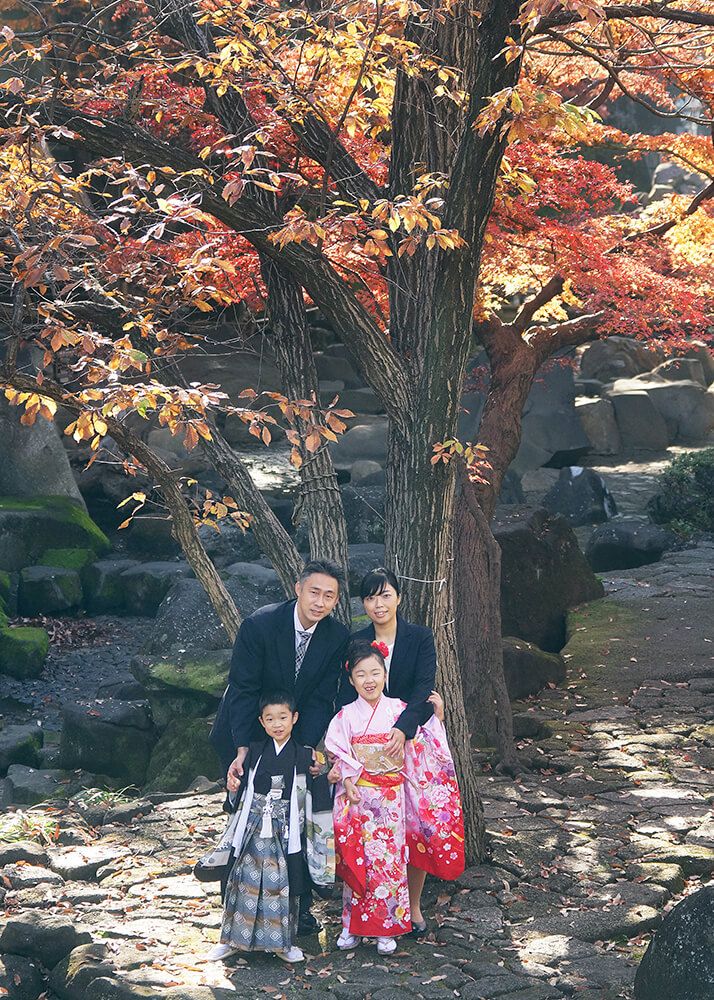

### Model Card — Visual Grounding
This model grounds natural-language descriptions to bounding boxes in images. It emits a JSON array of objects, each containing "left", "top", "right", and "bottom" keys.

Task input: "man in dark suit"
[{"left": 210, "top": 558, "right": 349, "bottom": 934}]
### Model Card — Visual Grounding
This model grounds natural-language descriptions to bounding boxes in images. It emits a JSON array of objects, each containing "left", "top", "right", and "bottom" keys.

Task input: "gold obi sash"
[{"left": 352, "top": 734, "right": 404, "bottom": 788}]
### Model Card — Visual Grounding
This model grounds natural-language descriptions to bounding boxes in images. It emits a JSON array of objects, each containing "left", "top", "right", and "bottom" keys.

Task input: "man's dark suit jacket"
[
  {"left": 337, "top": 613, "right": 436, "bottom": 738},
  {"left": 210, "top": 600, "right": 349, "bottom": 775}
]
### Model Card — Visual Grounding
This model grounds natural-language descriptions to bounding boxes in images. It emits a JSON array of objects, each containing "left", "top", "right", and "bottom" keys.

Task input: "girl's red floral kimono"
[{"left": 325, "top": 695, "right": 465, "bottom": 938}]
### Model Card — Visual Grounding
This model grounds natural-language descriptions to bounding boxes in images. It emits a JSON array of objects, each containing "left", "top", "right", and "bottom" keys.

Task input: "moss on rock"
[
  {"left": 144, "top": 717, "right": 220, "bottom": 793},
  {"left": 0, "top": 570, "right": 11, "bottom": 610},
  {"left": 40, "top": 548, "right": 95, "bottom": 572},
  {"left": 0, "top": 496, "right": 110, "bottom": 572},
  {"left": 131, "top": 650, "right": 230, "bottom": 699},
  {"left": 18, "top": 566, "right": 83, "bottom": 616},
  {"left": 0, "top": 627, "right": 49, "bottom": 680}
]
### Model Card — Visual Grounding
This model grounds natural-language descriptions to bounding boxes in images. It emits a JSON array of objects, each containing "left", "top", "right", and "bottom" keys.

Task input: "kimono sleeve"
[{"left": 324, "top": 708, "right": 363, "bottom": 783}]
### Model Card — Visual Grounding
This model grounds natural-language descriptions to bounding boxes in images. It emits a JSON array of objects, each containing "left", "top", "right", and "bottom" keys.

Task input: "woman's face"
[
  {"left": 363, "top": 583, "right": 401, "bottom": 627},
  {"left": 349, "top": 656, "right": 387, "bottom": 703}
]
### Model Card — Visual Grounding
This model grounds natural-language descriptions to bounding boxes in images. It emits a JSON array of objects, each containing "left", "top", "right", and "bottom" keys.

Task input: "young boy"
[{"left": 201, "top": 692, "right": 334, "bottom": 964}]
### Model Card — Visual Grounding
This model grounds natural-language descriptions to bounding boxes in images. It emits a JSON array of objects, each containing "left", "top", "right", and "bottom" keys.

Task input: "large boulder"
[
  {"left": 461, "top": 356, "right": 590, "bottom": 473},
  {"left": 146, "top": 574, "right": 284, "bottom": 653},
  {"left": 347, "top": 543, "right": 385, "bottom": 595},
  {"left": 59, "top": 701, "right": 156, "bottom": 787},
  {"left": 82, "top": 559, "right": 140, "bottom": 614},
  {"left": 644, "top": 380, "right": 714, "bottom": 443},
  {"left": 130, "top": 649, "right": 229, "bottom": 729},
  {"left": 196, "top": 521, "right": 261, "bottom": 568},
  {"left": 0, "top": 627, "right": 49, "bottom": 680},
  {"left": 586, "top": 520, "right": 677, "bottom": 572},
  {"left": 652, "top": 358, "right": 707, "bottom": 386},
  {"left": 3, "top": 765, "right": 93, "bottom": 805},
  {"left": 143, "top": 717, "right": 221, "bottom": 793},
  {"left": 0, "top": 724, "right": 43, "bottom": 776},
  {"left": 314, "top": 352, "right": 362, "bottom": 388},
  {"left": 118, "top": 562, "right": 190, "bottom": 616},
  {"left": 579, "top": 336, "right": 664, "bottom": 383},
  {"left": 329, "top": 419, "right": 388, "bottom": 470},
  {"left": 634, "top": 886, "right": 714, "bottom": 1000},
  {"left": 605, "top": 378, "right": 714, "bottom": 443},
  {"left": 0, "top": 913, "right": 91, "bottom": 969},
  {"left": 0, "top": 399, "right": 86, "bottom": 508},
  {"left": 124, "top": 515, "right": 181, "bottom": 559},
  {"left": 336, "top": 388, "right": 385, "bottom": 415},
  {"left": 224, "top": 561, "right": 281, "bottom": 592},
  {"left": 683, "top": 342, "right": 714, "bottom": 385},
  {"left": 39, "top": 548, "right": 95, "bottom": 572},
  {"left": 541, "top": 467, "right": 617, "bottom": 526},
  {"left": 608, "top": 391, "right": 670, "bottom": 451},
  {"left": 575, "top": 397, "right": 622, "bottom": 455},
  {"left": 493, "top": 506, "right": 604, "bottom": 651},
  {"left": 502, "top": 637, "right": 567, "bottom": 700},
  {"left": 0, "top": 953, "right": 45, "bottom": 999},
  {"left": 350, "top": 460, "right": 384, "bottom": 485},
  {"left": 0, "top": 497, "right": 110, "bottom": 573},
  {"left": 18, "top": 566, "right": 83, "bottom": 616},
  {"left": 340, "top": 485, "right": 386, "bottom": 545}
]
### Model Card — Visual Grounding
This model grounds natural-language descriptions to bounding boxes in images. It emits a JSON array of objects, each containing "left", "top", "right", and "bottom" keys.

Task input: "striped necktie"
[{"left": 295, "top": 629, "right": 311, "bottom": 678}]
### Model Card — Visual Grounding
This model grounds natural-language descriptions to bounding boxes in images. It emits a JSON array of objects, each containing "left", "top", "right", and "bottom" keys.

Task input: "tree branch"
[
  {"left": 1, "top": 370, "right": 242, "bottom": 640},
  {"left": 537, "top": 4, "right": 714, "bottom": 31},
  {"left": 512, "top": 275, "right": 565, "bottom": 332},
  {"left": 42, "top": 102, "right": 411, "bottom": 423},
  {"left": 528, "top": 311, "right": 605, "bottom": 362}
]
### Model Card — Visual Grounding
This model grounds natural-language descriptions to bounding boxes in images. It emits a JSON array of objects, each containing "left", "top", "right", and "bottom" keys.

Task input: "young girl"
[
  {"left": 325, "top": 641, "right": 464, "bottom": 956},
  {"left": 198, "top": 692, "right": 334, "bottom": 964}
]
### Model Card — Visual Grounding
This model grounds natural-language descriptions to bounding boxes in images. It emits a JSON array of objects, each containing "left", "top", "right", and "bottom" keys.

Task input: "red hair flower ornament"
[{"left": 371, "top": 640, "right": 390, "bottom": 658}]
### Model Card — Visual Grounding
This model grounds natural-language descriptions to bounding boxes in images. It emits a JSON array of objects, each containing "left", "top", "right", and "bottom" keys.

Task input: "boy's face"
[{"left": 259, "top": 703, "right": 298, "bottom": 743}]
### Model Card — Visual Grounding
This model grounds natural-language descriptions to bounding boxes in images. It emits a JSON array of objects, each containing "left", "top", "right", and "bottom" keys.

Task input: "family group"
[{"left": 196, "top": 561, "right": 465, "bottom": 964}]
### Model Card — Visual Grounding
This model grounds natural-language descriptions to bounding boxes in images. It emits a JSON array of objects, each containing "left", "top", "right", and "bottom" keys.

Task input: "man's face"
[
  {"left": 295, "top": 572, "right": 340, "bottom": 626},
  {"left": 259, "top": 704, "right": 298, "bottom": 743}
]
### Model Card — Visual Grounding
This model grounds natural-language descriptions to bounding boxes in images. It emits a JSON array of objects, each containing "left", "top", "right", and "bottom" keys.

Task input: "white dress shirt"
[{"left": 293, "top": 604, "right": 318, "bottom": 652}]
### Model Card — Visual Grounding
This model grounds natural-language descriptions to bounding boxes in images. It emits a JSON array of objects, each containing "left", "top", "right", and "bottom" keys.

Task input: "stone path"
[{"left": 2, "top": 542, "right": 713, "bottom": 998}]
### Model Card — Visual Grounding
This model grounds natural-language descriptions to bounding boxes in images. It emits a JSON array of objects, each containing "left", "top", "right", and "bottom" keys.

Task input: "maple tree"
[{"left": 1, "top": 0, "right": 713, "bottom": 857}]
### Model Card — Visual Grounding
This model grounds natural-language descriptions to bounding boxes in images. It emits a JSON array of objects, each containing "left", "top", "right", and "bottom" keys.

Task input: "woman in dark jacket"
[{"left": 337, "top": 566, "right": 437, "bottom": 935}]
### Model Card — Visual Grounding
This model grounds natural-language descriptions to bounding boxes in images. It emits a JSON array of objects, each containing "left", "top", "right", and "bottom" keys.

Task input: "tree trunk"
[
  {"left": 262, "top": 261, "right": 351, "bottom": 625},
  {"left": 454, "top": 467, "right": 517, "bottom": 772},
  {"left": 384, "top": 412, "right": 486, "bottom": 864},
  {"left": 200, "top": 425, "right": 304, "bottom": 597},
  {"left": 453, "top": 332, "right": 538, "bottom": 768}
]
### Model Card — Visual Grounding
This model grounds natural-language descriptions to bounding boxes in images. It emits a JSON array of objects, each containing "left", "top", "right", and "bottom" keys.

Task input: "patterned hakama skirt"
[{"left": 221, "top": 794, "right": 297, "bottom": 952}]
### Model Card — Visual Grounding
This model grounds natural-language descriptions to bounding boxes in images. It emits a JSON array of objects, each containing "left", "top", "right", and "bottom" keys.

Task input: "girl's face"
[
  {"left": 349, "top": 655, "right": 387, "bottom": 703},
  {"left": 363, "top": 584, "right": 401, "bottom": 628}
]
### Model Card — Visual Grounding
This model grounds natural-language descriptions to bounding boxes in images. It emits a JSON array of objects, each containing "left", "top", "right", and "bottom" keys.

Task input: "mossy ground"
[{"left": 561, "top": 598, "right": 644, "bottom": 703}]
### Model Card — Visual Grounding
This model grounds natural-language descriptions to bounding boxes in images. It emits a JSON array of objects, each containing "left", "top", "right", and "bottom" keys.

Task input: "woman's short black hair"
[
  {"left": 259, "top": 691, "right": 297, "bottom": 715},
  {"left": 346, "top": 639, "right": 387, "bottom": 675},
  {"left": 359, "top": 566, "right": 400, "bottom": 601}
]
